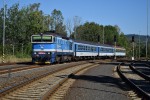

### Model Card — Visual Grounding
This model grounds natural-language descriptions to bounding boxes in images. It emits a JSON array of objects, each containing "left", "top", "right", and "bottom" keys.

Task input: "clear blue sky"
[{"left": 0, "top": 0, "right": 149, "bottom": 35}]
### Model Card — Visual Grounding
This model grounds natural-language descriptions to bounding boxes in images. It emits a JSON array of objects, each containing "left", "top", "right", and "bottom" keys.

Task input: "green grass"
[{"left": 0, "top": 55, "right": 31, "bottom": 63}]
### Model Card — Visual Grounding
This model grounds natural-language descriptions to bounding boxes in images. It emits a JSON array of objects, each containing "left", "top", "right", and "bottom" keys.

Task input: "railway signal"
[
  {"left": 2, "top": 0, "right": 6, "bottom": 63},
  {"left": 132, "top": 36, "right": 134, "bottom": 42}
]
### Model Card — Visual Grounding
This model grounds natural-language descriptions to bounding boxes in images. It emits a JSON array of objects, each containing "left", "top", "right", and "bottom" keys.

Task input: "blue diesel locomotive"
[{"left": 31, "top": 32, "right": 126, "bottom": 64}]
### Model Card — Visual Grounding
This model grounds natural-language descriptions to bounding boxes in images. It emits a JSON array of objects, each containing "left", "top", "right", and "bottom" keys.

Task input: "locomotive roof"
[{"left": 43, "top": 31, "right": 70, "bottom": 40}]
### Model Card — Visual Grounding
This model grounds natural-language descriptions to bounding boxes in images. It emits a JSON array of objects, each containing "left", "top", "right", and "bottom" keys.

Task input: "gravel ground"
[
  {"left": 0, "top": 61, "right": 87, "bottom": 90},
  {"left": 64, "top": 64, "right": 130, "bottom": 100},
  {"left": 0, "top": 64, "right": 29, "bottom": 70}
]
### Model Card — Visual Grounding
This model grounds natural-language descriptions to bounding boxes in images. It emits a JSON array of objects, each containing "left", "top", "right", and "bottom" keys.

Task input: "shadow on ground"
[{"left": 69, "top": 74, "right": 130, "bottom": 91}]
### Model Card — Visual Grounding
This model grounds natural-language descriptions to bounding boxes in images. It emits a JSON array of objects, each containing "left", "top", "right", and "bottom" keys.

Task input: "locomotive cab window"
[
  {"left": 32, "top": 35, "right": 53, "bottom": 43},
  {"left": 42, "top": 36, "right": 53, "bottom": 42},
  {"left": 32, "top": 36, "right": 41, "bottom": 42}
]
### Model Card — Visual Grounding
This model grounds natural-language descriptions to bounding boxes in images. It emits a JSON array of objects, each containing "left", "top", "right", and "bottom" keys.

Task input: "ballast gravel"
[{"left": 0, "top": 61, "right": 86, "bottom": 90}]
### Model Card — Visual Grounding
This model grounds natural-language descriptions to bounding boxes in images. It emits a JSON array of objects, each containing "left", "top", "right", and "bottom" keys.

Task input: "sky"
[{"left": 0, "top": 0, "right": 149, "bottom": 35}]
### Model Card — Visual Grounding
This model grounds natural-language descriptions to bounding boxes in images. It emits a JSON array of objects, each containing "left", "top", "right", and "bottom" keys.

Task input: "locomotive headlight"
[
  {"left": 48, "top": 52, "right": 50, "bottom": 54},
  {"left": 34, "top": 52, "right": 36, "bottom": 54}
]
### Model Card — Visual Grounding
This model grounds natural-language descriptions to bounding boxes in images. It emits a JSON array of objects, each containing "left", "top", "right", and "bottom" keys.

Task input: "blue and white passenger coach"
[{"left": 31, "top": 33, "right": 73, "bottom": 64}]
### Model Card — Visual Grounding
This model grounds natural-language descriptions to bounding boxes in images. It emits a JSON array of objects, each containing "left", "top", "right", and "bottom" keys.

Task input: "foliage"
[
  {"left": 50, "top": 9, "right": 67, "bottom": 36},
  {"left": 125, "top": 35, "right": 150, "bottom": 58},
  {"left": 0, "top": 3, "right": 66, "bottom": 60}
]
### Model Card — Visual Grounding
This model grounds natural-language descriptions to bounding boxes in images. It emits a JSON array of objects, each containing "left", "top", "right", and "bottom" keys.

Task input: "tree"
[
  {"left": 0, "top": 3, "right": 51, "bottom": 56},
  {"left": 50, "top": 9, "right": 66, "bottom": 36},
  {"left": 43, "top": 15, "right": 51, "bottom": 31},
  {"left": 73, "top": 16, "right": 82, "bottom": 39},
  {"left": 72, "top": 22, "right": 101, "bottom": 42},
  {"left": 66, "top": 18, "right": 73, "bottom": 37}
]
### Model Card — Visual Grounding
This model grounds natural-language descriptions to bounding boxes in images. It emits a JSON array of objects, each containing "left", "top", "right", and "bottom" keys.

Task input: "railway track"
[
  {"left": 0, "top": 64, "right": 47, "bottom": 75},
  {"left": 117, "top": 63, "right": 150, "bottom": 99},
  {"left": 0, "top": 61, "right": 98, "bottom": 100},
  {"left": 130, "top": 63, "right": 150, "bottom": 82},
  {"left": 0, "top": 59, "right": 110, "bottom": 75}
]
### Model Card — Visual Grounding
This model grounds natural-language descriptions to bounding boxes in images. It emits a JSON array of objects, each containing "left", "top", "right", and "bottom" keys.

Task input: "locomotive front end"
[{"left": 31, "top": 34, "right": 54, "bottom": 64}]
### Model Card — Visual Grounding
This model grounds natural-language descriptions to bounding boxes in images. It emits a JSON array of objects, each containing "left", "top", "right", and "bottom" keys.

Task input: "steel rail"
[
  {"left": 129, "top": 64, "right": 150, "bottom": 82},
  {"left": 0, "top": 65, "right": 45, "bottom": 74},
  {"left": 41, "top": 63, "right": 97, "bottom": 100},
  {"left": 117, "top": 63, "right": 150, "bottom": 100},
  {"left": 0, "top": 62, "right": 87, "bottom": 97}
]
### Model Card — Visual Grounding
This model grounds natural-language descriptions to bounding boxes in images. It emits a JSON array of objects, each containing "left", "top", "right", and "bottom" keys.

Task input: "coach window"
[
  {"left": 101, "top": 48, "right": 103, "bottom": 52},
  {"left": 91, "top": 47, "right": 93, "bottom": 51},
  {"left": 78, "top": 45, "right": 81, "bottom": 50},
  {"left": 85, "top": 46, "right": 87, "bottom": 50},
  {"left": 82, "top": 46, "right": 84, "bottom": 50},
  {"left": 81, "top": 45, "right": 83, "bottom": 50},
  {"left": 93, "top": 47, "right": 95, "bottom": 51},
  {"left": 81, "top": 45, "right": 82, "bottom": 50},
  {"left": 79, "top": 45, "right": 81, "bottom": 50},
  {"left": 92, "top": 47, "right": 94, "bottom": 51}
]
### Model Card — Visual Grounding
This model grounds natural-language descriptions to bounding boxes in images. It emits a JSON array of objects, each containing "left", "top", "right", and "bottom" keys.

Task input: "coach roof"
[{"left": 73, "top": 39, "right": 114, "bottom": 48}]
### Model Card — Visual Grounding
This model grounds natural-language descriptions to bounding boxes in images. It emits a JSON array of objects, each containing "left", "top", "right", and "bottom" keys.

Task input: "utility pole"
[
  {"left": 114, "top": 42, "right": 116, "bottom": 59},
  {"left": 13, "top": 45, "right": 14, "bottom": 56},
  {"left": 132, "top": 36, "right": 135, "bottom": 60},
  {"left": 103, "top": 26, "right": 104, "bottom": 44},
  {"left": 139, "top": 31, "right": 140, "bottom": 59},
  {"left": 22, "top": 44, "right": 23, "bottom": 56},
  {"left": 146, "top": 0, "right": 149, "bottom": 60},
  {"left": 2, "top": 0, "right": 6, "bottom": 63},
  {"left": 132, "top": 42, "right": 135, "bottom": 60},
  {"left": 114, "top": 35, "right": 116, "bottom": 59}
]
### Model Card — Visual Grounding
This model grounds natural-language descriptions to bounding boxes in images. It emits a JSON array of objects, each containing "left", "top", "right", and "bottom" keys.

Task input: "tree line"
[
  {"left": 0, "top": 3, "right": 67, "bottom": 57},
  {"left": 0, "top": 3, "right": 149, "bottom": 59}
]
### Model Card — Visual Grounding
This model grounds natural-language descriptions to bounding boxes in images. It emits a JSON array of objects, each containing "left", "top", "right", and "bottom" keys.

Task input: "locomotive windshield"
[{"left": 32, "top": 35, "right": 53, "bottom": 43}]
